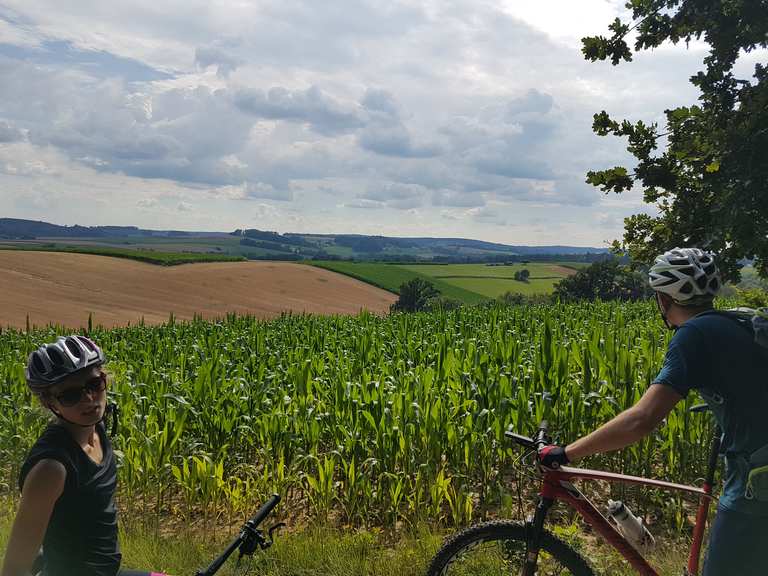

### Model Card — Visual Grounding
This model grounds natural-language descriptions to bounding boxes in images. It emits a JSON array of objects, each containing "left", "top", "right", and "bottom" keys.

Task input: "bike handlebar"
[
  {"left": 246, "top": 493, "right": 281, "bottom": 529},
  {"left": 505, "top": 421, "right": 551, "bottom": 451},
  {"left": 195, "top": 493, "right": 281, "bottom": 576}
]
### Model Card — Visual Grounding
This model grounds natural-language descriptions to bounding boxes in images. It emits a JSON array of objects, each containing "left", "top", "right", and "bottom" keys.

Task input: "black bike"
[{"left": 195, "top": 493, "right": 285, "bottom": 575}]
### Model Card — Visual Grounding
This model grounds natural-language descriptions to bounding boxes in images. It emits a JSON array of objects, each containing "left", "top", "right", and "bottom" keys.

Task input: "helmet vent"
[
  {"left": 696, "top": 275, "right": 708, "bottom": 289},
  {"left": 65, "top": 338, "right": 82, "bottom": 358},
  {"left": 78, "top": 337, "right": 96, "bottom": 352},
  {"left": 32, "top": 355, "right": 48, "bottom": 374},
  {"left": 679, "top": 282, "right": 693, "bottom": 294},
  {"left": 48, "top": 347, "right": 65, "bottom": 366}
]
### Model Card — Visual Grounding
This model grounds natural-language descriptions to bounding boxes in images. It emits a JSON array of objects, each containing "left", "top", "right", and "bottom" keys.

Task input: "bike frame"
[
  {"left": 510, "top": 413, "right": 723, "bottom": 576},
  {"left": 530, "top": 465, "right": 715, "bottom": 576}
]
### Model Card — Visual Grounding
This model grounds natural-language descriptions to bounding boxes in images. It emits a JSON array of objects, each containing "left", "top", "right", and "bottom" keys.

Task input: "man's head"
[{"left": 648, "top": 248, "right": 721, "bottom": 329}]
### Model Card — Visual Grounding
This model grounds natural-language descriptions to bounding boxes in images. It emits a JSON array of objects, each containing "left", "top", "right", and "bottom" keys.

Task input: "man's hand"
[{"left": 538, "top": 445, "right": 569, "bottom": 469}]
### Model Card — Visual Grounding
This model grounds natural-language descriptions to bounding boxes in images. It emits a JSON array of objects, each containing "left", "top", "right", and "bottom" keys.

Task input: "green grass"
[
  {"left": 311, "top": 261, "right": 578, "bottom": 302},
  {"left": 401, "top": 263, "right": 575, "bottom": 298},
  {"left": 437, "top": 276, "right": 557, "bottom": 298},
  {"left": 0, "top": 499, "right": 439, "bottom": 576},
  {"left": 0, "top": 497, "right": 694, "bottom": 576},
  {"left": 0, "top": 244, "right": 246, "bottom": 265},
  {"left": 310, "top": 261, "right": 489, "bottom": 303}
]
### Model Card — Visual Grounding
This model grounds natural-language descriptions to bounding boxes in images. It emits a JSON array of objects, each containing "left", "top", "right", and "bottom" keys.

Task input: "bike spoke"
[{"left": 438, "top": 538, "right": 581, "bottom": 576}]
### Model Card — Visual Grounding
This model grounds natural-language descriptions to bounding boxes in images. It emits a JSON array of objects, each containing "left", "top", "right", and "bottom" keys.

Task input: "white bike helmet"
[
  {"left": 648, "top": 248, "right": 721, "bottom": 304},
  {"left": 26, "top": 335, "right": 105, "bottom": 392}
]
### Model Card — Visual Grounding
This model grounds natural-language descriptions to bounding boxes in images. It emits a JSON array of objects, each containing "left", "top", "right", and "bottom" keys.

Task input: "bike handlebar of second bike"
[
  {"left": 245, "top": 493, "right": 281, "bottom": 529},
  {"left": 195, "top": 493, "right": 281, "bottom": 576}
]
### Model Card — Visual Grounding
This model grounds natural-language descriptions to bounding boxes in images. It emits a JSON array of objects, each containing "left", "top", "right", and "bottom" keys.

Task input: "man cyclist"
[{"left": 539, "top": 248, "right": 768, "bottom": 576}]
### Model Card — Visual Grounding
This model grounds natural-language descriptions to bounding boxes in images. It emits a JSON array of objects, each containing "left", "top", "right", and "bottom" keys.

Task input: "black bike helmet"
[{"left": 26, "top": 335, "right": 106, "bottom": 392}]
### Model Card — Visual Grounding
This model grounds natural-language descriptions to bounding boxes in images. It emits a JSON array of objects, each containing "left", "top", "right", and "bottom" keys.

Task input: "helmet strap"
[
  {"left": 49, "top": 407, "right": 95, "bottom": 428},
  {"left": 49, "top": 404, "right": 114, "bottom": 430},
  {"left": 655, "top": 293, "right": 676, "bottom": 330}
]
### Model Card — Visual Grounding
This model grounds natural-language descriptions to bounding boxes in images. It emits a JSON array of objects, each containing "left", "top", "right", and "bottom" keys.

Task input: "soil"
[
  {"left": 547, "top": 265, "right": 580, "bottom": 277},
  {"left": 0, "top": 251, "right": 396, "bottom": 329}
]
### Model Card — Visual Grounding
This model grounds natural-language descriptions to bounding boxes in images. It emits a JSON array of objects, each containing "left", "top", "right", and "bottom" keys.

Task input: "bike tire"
[{"left": 427, "top": 520, "right": 595, "bottom": 576}]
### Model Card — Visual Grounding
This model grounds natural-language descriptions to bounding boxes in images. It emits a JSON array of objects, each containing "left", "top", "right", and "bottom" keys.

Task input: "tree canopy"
[
  {"left": 553, "top": 259, "right": 653, "bottom": 301},
  {"left": 391, "top": 278, "right": 441, "bottom": 312},
  {"left": 582, "top": 0, "right": 768, "bottom": 280}
]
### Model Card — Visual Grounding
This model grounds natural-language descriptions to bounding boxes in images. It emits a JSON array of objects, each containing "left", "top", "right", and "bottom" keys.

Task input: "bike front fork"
[{"left": 522, "top": 496, "right": 555, "bottom": 576}]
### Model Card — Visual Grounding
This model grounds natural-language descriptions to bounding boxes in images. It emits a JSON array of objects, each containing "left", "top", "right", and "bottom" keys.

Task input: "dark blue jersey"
[{"left": 653, "top": 312, "right": 768, "bottom": 514}]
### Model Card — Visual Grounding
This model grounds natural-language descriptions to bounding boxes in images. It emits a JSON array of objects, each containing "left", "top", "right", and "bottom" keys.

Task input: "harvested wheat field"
[{"left": 0, "top": 251, "right": 396, "bottom": 329}]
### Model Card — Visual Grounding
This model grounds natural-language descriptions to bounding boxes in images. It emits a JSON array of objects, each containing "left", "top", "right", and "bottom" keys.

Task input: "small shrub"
[
  {"left": 498, "top": 292, "right": 552, "bottom": 306},
  {"left": 735, "top": 287, "right": 768, "bottom": 308}
]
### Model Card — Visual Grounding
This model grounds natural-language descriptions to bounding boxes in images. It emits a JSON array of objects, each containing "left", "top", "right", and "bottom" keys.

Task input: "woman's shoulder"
[
  {"left": 19, "top": 425, "right": 78, "bottom": 491},
  {"left": 21, "top": 457, "right": 67, "bottom": 494}
]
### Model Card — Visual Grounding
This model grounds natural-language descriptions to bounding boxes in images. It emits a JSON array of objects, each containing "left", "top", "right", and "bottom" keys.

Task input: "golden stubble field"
[{"left": 0, "top": 251, "right": 396, "bottom": 328}]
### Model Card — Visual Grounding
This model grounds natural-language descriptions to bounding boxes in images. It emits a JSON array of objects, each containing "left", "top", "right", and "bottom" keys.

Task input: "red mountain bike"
[{"left": 427, "top": 405, "right": 721, "bottom": 576}]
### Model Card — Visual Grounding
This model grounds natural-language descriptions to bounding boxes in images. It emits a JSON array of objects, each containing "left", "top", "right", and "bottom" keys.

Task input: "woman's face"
[{"left": 46, "top": 366, "right": 108, "bottom": 426}]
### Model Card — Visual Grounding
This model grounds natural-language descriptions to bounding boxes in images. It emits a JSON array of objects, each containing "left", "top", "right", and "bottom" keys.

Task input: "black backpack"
[
  {"left": 702, "top": 307, "right": 768, "bottom": 350},
  {"left": 718, "top": 308, "right": 768, "bottom": 349}
]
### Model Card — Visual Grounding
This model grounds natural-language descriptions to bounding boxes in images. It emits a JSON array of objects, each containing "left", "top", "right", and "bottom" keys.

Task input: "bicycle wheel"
[{"left": 427, "top": 520, "right": 595, "bottom": 576}]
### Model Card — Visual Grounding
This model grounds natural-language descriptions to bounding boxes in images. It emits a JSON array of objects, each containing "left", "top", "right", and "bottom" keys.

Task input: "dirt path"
[{"left": 0, "top": 252, "right": 396, "bottom": 329}]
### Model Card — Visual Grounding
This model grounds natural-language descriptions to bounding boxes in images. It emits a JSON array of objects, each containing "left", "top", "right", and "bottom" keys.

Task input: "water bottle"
[{"left": 607, "top": 500, "right": 654, "bottom": 548}]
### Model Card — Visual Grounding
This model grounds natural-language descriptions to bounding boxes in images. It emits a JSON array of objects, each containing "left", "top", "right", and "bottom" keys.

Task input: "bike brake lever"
[{"left": 266, "top": 522, "right": 286, "bottom": 547}]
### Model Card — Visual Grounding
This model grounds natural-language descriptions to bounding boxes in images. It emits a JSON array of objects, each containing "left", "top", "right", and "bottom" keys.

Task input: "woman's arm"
[{"left": 1, "top": 459, "right": 66, "bottom": 576}]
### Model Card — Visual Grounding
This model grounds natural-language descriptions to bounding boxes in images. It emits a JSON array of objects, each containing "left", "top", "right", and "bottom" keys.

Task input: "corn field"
[{"left": 0, "top": 302, "right": 715, "bottom": 529}]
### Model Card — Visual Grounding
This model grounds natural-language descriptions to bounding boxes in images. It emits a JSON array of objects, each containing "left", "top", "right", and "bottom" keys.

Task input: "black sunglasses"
[{"left": 54, "top": 373, "right": 107, "bottom": 407}]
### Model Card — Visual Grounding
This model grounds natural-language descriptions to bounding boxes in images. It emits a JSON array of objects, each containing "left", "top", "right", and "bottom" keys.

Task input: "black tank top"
[{"left": 19, "top": 422, "right": 121, "bottom": 576}]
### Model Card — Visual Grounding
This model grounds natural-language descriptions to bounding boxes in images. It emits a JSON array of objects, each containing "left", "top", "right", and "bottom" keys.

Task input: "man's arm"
[
  {"left": 565, "top": 384, "right": 683, "bottom": 462},
  {"left": 1, "top": 459, "right": 65, "bottom": 576}
]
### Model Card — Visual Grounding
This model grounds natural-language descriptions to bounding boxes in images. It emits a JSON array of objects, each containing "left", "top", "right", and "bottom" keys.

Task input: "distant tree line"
[{"left": 234, "top": 229, "right": 314, "bottom": 248}]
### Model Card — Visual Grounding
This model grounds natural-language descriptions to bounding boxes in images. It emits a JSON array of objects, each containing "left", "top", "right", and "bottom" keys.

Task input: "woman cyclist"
[{"left": 1, "top": 335, "right": 165, "bottom": 576}]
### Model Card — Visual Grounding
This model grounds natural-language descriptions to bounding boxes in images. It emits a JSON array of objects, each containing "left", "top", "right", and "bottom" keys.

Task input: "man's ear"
[{"left": 657, "top": 292, "right": 674, "bottom": 311}]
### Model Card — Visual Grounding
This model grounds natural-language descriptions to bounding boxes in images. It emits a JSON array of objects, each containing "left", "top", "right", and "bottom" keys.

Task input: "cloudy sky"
[{"left": 0, "top": 1, "right": 762, "bottom": 246}]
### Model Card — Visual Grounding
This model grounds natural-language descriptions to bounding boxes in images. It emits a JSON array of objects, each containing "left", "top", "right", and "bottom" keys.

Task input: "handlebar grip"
[
  {"left": 247, "top": 494, "right": 281, "bottom": 528},
  {"left": 504, "top": 430, "right": 536, "bottom": 449},
  {"left": 535, "top": 421, "right": 550, "bottom": 449}
]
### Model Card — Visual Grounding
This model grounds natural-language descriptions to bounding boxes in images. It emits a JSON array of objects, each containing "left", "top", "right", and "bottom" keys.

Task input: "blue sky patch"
[{"left": 0, "top": 39, "right": 173, "bottom": 82}]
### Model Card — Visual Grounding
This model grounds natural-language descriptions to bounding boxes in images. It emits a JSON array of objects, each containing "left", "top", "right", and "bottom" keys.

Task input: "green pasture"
[
  {"left": 401, "top": 263, "right": 578, "bottom": 298},
  {"left": 310, "top": 261, "right": 488, "bottom": 303},
  {"left": 313, "top": 261, "right": 580, "bottom": 301}
]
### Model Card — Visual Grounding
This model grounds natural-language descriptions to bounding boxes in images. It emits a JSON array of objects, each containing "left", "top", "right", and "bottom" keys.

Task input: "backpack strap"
[{"left": 695, "top": 309, "right": 756, "bottom": 337}]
